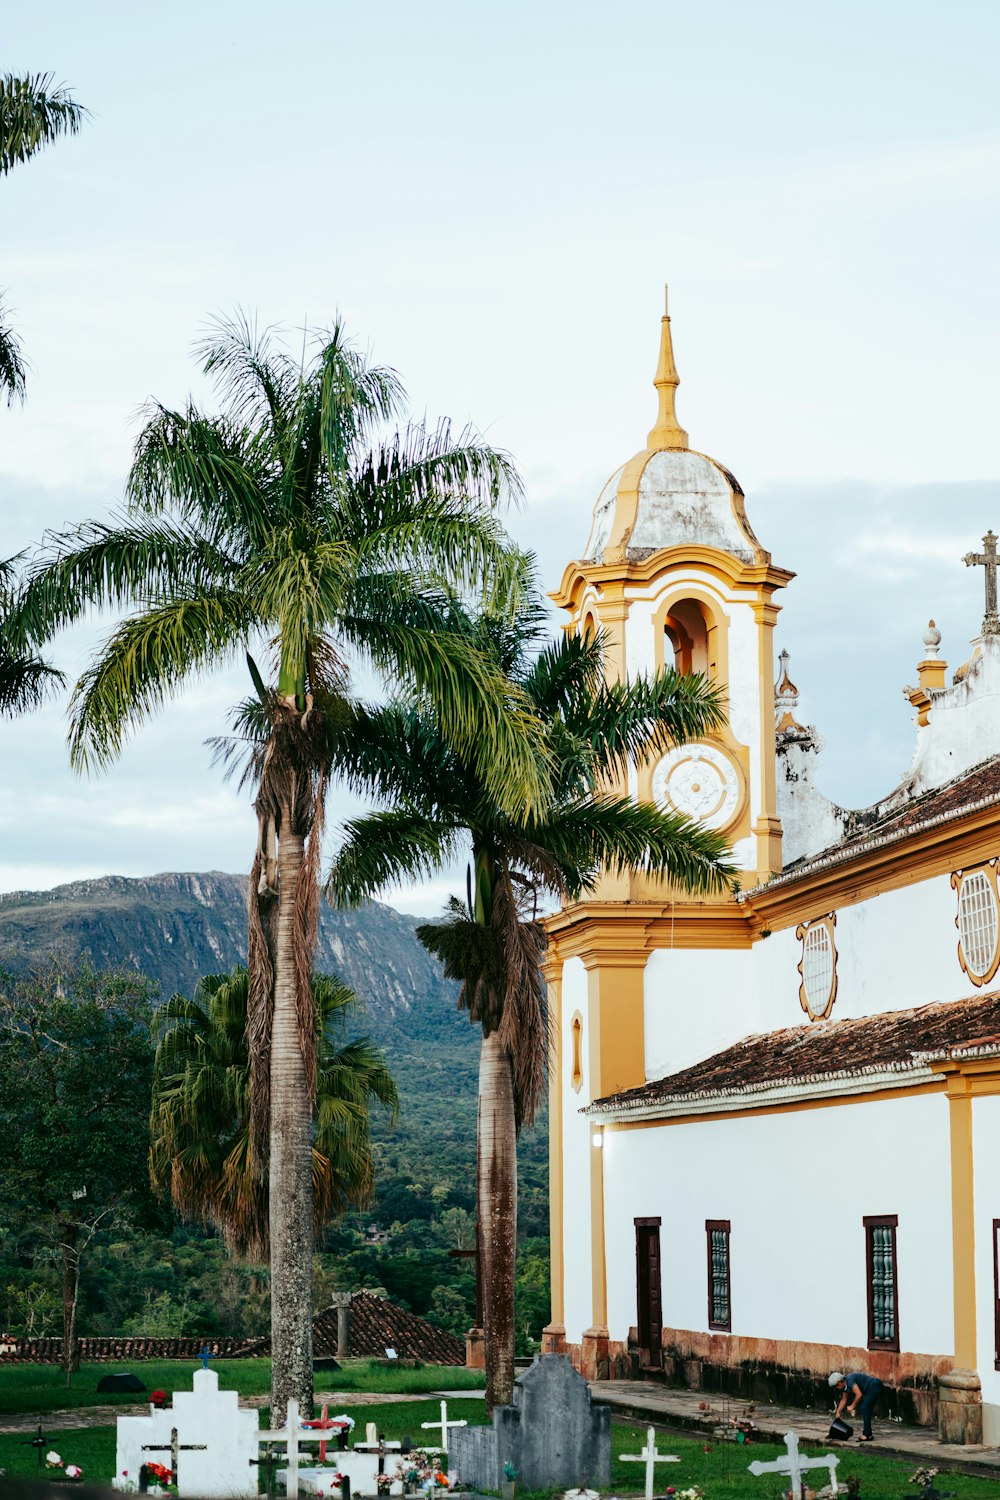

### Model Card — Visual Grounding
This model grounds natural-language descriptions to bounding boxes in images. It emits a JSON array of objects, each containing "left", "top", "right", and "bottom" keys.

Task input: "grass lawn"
[
  {"left": 0, "top": 1361, "right": 484, "bottom": 1416},
  {"left": 0, "top": 1403, "right": 995, "bottom": 1500}
]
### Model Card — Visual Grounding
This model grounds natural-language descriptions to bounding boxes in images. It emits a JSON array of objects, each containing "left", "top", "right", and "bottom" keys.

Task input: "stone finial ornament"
[
  {"left": 774, "top": 649, "right": 805, "bottom": 735},
  {"left": 922, "top": 619, "right": 942, "bottom": 658}
]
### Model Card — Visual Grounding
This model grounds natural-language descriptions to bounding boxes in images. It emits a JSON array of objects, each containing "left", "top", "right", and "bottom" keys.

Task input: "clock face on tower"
[{"left": 651, "top": 743, "right": 742, "bottom": 831}]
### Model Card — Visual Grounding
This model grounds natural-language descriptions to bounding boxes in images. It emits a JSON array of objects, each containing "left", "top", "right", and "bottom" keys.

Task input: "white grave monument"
[
  {"left": 275, "top": 1402, "right": 405, "bottom": 1499},
  {"left": 114, "top": 1368, "right": 258, "bottom": 1499},
  {"left": 620, "top": 1425, "right": 680, "bottom": 1500},
  {"left": 747, "top": 1430, "right": 842, "bottom": 1500},
  {"left": 420, "top": 1400, "right": 466, "bottom": 1458}
]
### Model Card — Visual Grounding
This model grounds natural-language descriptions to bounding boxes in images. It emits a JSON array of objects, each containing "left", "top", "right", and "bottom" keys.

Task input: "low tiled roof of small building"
[
  {"left": 311, "top": 1291, "right": 466, "bottom": 1366},
  {"left": 587, "top": 991, "right": 1000, "bottom": 1119}
]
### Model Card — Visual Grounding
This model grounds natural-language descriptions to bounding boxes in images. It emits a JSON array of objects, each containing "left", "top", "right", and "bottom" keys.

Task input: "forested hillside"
[{"left": 0, "top": 873, "right": 549, "bottom": 1350}]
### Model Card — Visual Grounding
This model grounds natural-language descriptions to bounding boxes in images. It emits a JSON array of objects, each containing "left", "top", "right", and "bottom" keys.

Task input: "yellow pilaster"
[
  {"left": 584, "top": 953, "right": 648, "bottom": 1332},
  {"left": 544, "top": 959, "right": 565, "bottom": 1330},
  {"left": 945, "top": 1074, "right": 977, "bottom": 1368},
  {"left": 753, "top": 597, "right": 783, "bottom": 879}
]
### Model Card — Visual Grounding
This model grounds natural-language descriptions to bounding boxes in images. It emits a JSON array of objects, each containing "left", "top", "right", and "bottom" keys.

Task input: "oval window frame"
[
  {"left": 952, "top": 863, "right": 1000, "bottom": 987},
  {"left": 795, "top": 913, "right": 838, "bottom": 1021}
]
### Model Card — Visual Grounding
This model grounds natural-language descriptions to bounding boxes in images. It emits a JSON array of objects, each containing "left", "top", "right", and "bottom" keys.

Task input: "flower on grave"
[
  {"left": 65, "top": 1464, "right": 83, "bottom": 1480},
  {"left": 679, "top": 1488, "right": 704, "bottom": 1500},
  {"left": 377, "top": 1476, "right": 392, "bottom": 1496},
  {"left": 503, "top": 1462, "right": 517, "bottom": 1481},
  {"left": 46, "top": 1452, "right": 63, "bottom": 1469},
  {"left": 150, "top": 1389, "right": 168, "bottom": 1408},
  {"left": 909, "top": 1469, "right": 939, "bottom": 1489}
]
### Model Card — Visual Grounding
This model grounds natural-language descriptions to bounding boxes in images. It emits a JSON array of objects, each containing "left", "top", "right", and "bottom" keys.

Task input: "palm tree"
[
  {"left": 0, "top": 556, "right": 63, "bottom": 716},
  {"left": 0, "top": 73, "right": 88, "bottom": 400},
  {"left": 150, "top": 966, "right": 397, "bottom": 1261},
  {"left": 4, "top": 313, "right": 543, "bottom": 1417},
  {"left": 326, "top": 591, "right": 737, "bottom": 1406}
]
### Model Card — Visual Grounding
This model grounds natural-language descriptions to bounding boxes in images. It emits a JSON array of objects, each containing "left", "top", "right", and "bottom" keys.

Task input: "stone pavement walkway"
[{"left": 588, "top": 1380, "right": 1000, "bottom": 1481}]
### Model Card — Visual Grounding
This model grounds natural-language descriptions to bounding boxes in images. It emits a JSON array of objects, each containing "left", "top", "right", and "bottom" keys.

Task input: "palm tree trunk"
[
  {"left": 269, "top": 821, "right": 314, "bottom": 1423},
  {"left": 478, "top": 1029, "right": 517, "bottom": 1410}
]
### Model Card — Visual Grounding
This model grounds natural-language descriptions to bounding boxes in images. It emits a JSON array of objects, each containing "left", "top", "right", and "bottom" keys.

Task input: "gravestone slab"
[{"left": 450, "top": 1354, "right": 610, "bottom": 1493}]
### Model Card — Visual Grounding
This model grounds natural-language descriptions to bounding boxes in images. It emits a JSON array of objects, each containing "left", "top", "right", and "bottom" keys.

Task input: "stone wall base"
[
  {"left": 937, "top": 1369, "right": 982, "bottom": 1444},
  {"left": 562, "top": 1326, "right": 952, "bottom": 1429}
]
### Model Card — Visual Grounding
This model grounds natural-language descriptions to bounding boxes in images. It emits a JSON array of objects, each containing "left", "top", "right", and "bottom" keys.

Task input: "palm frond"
[
  {"left": 0, "top": 298, "right": 28, "bottom": 406},
  {"left": 7, "top": 516, "right": 236, "bottom": 651},
  {"left": 536, "top": 794, "right": 738, "bottom": 898},
  {"left": 318, "top": 318, "right": 406, "bottom": 473},
  {"left": 67, "top": 589, "right": 256, "bottom": 771},
  {"left": 0, "top": 73, "right": 89, "bottom": 176},
  {"left": 196, "top": 310, "right": 299, "bottom": 449},
  {"left": 327, "top": 810, "right": 460, "bottom": 908},
  {"left": 0, "top": 651, "right": 64, "bottom": 717}
]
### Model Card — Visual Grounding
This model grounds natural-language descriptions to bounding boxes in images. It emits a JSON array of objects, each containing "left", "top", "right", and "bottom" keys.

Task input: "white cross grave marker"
[
  {"left": 747, "top": 1430, "right": 840, "bottom": 1500},
  {"left": 421, "top": 1400, "right": 467, "bottom": 1455},
  {"left": 260, "top": 1398, "right": 312, "bottom": 1498},
  {"left": 620, "top": 1425, "right": 680, "bottom": 1500}
]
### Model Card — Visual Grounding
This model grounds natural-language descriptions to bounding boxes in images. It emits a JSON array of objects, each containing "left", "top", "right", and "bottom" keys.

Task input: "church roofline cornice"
[
  {"left": 741, "top": 778, "right": 1000, "bottom": 929},
  {"left": 550, "top": 545, "right": 795, "bottom": 611}
]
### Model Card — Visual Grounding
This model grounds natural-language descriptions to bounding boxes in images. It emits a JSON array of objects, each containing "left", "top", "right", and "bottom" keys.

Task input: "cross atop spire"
[
  {"left": 646, "top": 284, "right": 689, "bottom": 451},
  {"left": 963, "top": 529, "right": 1000, "bottom": 636}
]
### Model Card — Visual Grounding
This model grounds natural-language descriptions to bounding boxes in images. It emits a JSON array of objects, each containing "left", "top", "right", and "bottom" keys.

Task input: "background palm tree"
[
  {"left": 0, "top": 73, "right": 88, "bottom": 401},
  {"left": 150, "top": 966, "right": 397, "bottom": 1261},
  {"left": 5, "top": 312, "right": 541, "bottom": 1417},
  {"left": 326, "top": 590, "right": 737, "bottom": 1406}
]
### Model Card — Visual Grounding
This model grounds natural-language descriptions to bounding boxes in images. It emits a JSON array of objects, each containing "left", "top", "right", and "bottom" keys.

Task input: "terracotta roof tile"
[
  {"left": 311, "top": 1291, "right": 466, "bottom": 1365},
  {"left": 588, "top": 991, "right": 1000, "bottom": 1116}
]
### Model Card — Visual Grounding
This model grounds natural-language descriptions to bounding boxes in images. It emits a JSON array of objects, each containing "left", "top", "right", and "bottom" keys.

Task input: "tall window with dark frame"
[
  {"left": 864, "top": 1214, "right": 899, "bottom": 1351},
  {"left": 706, "top": 1219, "right": 731, "bottom": 1332}
]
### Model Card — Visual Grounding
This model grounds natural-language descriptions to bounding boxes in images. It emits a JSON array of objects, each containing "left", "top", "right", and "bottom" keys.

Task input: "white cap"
[{"left": 828, "top": 1371, "right": 845, "bottom": 1387}]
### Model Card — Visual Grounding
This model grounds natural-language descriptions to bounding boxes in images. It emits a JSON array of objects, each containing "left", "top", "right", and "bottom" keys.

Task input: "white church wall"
[
  {"left": 747, "top": 872, "right": 972, "bottom": 1037},
  {"left": 560, "top": 957, "right": 593, "bottom": 1344},
  {"left": 973, "top": 1095, "right": 1000, "bottom": 1410},
  {"left": 644, "top": 947, "right": 754, "bottom": 1079},
  {"left": 603, "top": 1093, "right": 952, "bottom": 1357},
  {"left": 750, "top": 926, "right": 804, "bottom": 1034}
]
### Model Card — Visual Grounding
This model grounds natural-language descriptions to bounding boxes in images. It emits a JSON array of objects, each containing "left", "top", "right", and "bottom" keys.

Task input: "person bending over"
[{"left": 829, "top": 1370, "right": 883, "bottom": 1441}]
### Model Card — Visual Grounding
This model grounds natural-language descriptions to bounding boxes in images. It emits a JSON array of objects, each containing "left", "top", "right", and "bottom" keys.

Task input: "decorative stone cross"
[
  {"left": 964, "top": 530, "right": 1000, "bottom": 636},
  {"left": 620, "top": 1424, "right": 680, "bottom": 1500},
  {"left": 747, "top": 1430, "right": 840, "bottom": 1500},
  {"left": 420, "top": 1400, "right": 467, "bottom": 1456},
  {"left": 259, "top": 1399, "right": 312, "bottom": 1498}
]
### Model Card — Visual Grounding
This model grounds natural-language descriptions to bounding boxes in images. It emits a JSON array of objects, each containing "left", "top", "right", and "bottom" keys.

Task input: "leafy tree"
[
  {"left": 327, "top": 589, "right": 736, "bottom": 1405},
  {"left": 0, "top": 73, "right": 88, "bottom": 402},
  {"left": 0, "top": 960, "right": 161, "bottom": 1381},
  {"left": 150, "top": 966, "right": 398, "bottom": 1259},
  {"left": 5, "top": 311, "right": 540, "bottom": 1416}
]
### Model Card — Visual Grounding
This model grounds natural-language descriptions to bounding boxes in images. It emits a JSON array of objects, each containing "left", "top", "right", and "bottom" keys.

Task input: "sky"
[{"left": 1, "top": 0, "right": 999, "bottom": 913}]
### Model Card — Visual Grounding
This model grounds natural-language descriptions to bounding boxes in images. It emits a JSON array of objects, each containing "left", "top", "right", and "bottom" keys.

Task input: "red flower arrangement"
[{"left": 150, "top": 1390, "right": 168, "bottom": 1409}]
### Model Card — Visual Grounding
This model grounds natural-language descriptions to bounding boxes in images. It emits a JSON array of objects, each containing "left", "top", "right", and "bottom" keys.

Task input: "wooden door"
[{"left": 635, "top": 1217, "right": 663, "bottom": 1356}]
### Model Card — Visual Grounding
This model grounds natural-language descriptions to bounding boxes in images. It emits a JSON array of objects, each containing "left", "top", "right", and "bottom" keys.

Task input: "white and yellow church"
[{"left": 540, "top": 294, "right": 1000, "bottom": 1447}]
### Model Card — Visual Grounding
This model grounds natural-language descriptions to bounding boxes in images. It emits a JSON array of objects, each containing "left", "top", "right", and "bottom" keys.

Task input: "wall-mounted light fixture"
[{"left": 591, "top": 1128, "right": 604, "bottom": 1149}]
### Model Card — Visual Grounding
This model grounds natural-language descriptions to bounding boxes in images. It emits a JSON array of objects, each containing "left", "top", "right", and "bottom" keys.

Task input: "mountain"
[
  {"left": 0, "top": 870, "right": 465, "bottom": 1031},
  {"left": 0, "top": 870, "right": 549, "bottom": 1340}
]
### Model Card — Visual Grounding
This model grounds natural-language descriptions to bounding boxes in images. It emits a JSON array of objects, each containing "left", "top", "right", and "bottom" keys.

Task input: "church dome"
[{"left": 582, "top": 292, "right": 766, "bottom": 567}]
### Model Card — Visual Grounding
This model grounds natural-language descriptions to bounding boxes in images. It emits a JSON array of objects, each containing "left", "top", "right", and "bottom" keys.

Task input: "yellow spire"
[{"left": 646, "top": 284, "right": 689, "bottom": 451}]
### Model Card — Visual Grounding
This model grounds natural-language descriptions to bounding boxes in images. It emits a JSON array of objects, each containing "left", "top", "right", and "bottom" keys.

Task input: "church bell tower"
[
  {"left": 550, "top": 290, "right": 793, "bottom": 889},
  {"left": 542, "top": 293, "right": 794, "bottom": 1375}
]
